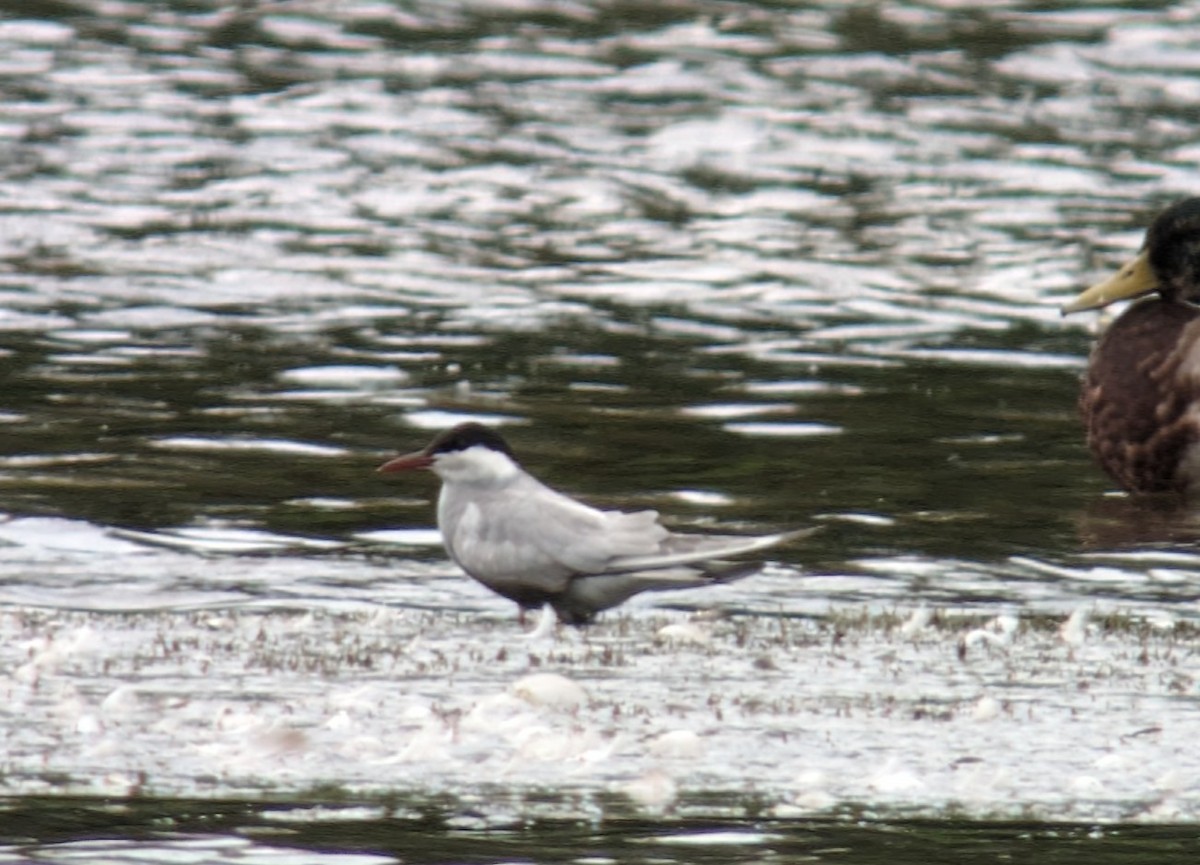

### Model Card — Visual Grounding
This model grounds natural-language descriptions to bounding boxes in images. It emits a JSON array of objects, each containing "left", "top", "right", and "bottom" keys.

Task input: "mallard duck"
[{"left": 1063, "top": 197, "right": 1200, "bottom": 494}]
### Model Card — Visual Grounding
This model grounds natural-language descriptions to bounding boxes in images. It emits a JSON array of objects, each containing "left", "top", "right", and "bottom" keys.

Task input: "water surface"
[{"left": 3, "top": 0, "right": 1200, "bottom": 856}]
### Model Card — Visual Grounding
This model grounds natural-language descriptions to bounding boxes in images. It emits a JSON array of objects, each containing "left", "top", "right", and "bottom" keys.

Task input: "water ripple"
[{"left": 3, "top": 0, "right": 1200, "bottom": 829}]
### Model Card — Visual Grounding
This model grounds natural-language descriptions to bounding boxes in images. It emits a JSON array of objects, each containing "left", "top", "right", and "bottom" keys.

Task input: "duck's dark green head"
[
  {"left": 1146, "top": 198, "right": 1200, "bottom": 301},
  {"left": 1064, "top": 197, "right": 1200, "bottom": 313}
]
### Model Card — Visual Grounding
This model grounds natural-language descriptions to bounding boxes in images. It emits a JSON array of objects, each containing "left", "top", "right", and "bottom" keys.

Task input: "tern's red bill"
[{"left": 377, "top": 450, "right": 433, "bottom": 473}]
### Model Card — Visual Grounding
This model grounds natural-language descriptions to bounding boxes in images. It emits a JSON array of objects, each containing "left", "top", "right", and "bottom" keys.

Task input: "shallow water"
[
  {"left": 4, "top": 798, "right": 1200, "bottom": 865},
  {"left": 3, "top": 0, "right": 1200, "bottom": 857}
]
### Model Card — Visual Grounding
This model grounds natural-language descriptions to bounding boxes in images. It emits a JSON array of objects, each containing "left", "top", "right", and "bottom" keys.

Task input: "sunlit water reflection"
[{"left": 2, "top": 0, "right": 1200, "bottom": 851}]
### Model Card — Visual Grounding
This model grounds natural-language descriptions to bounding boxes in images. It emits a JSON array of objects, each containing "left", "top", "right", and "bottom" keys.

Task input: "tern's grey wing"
[
  {"left": 502, "top": 476, "right": 670, "bottom": 572},
  {"left": 600, "top": 527, "right": 815, "bottom": 574},
  {"left": 439, "top": 475, "right": 668, "bottom": 595}
]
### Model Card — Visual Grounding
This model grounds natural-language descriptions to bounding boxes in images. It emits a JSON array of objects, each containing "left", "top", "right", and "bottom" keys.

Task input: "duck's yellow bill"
[{"left": 1062, "top": 249, "right": 1158, "bottom": 314}]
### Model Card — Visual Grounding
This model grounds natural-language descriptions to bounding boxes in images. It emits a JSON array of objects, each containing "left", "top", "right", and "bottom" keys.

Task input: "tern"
[{"left": 377, "top": 422, "right": 810, "bottom": 625}]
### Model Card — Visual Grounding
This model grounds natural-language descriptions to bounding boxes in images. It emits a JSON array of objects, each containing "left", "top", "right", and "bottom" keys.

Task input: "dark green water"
[{"left": 4, "top": 796, "right": 1199, "bottom": 864}]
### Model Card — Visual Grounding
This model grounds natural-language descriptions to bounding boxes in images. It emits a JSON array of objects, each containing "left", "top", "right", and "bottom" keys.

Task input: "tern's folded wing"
[
  {"left": 444, "top": 477, "right": 668, "bottom": 583},
  {"left": 474, "top": 475, "right": 667, "bottom": 574},
  {"left": 600, "top": 527, "right": 815, "bottom": 574}
]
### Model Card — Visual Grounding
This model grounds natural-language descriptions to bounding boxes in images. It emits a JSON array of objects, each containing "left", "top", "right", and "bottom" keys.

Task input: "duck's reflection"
[{"left": 1076, "top": 492, "right": 1200, "bottom": 549}]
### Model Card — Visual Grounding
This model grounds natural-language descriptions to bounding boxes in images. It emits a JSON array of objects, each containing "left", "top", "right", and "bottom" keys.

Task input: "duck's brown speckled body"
[{"left": 1065, "top": 198, "right": 1200, "bottom": 495}]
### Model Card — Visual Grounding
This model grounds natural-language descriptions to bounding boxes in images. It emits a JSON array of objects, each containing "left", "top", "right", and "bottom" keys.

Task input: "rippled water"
[
  {"left": 4, "top": 797, "right": 1200, "bottom": 865},
  {"left": 4, "top": 0, "right": 1200, "bottom": 859}
]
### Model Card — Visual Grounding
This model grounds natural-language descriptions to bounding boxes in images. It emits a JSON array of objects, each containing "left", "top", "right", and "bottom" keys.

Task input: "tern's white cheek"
[{"left": 432, "top": 447, "right": 520, "bottom": 486}]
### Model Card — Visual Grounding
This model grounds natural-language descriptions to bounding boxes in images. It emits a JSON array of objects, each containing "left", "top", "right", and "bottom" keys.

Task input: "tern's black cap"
[{"left": 426, "top": 422, "right": 518, "bottom": 461}]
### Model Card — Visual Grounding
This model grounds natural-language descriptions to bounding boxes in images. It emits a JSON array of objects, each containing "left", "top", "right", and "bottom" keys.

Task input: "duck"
[
  {"left": 377, "top": 422, "right": 810, "bottom": 625},
  {"left": 1062, "top": 197, "right": 1200, "bottom": 495}
]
